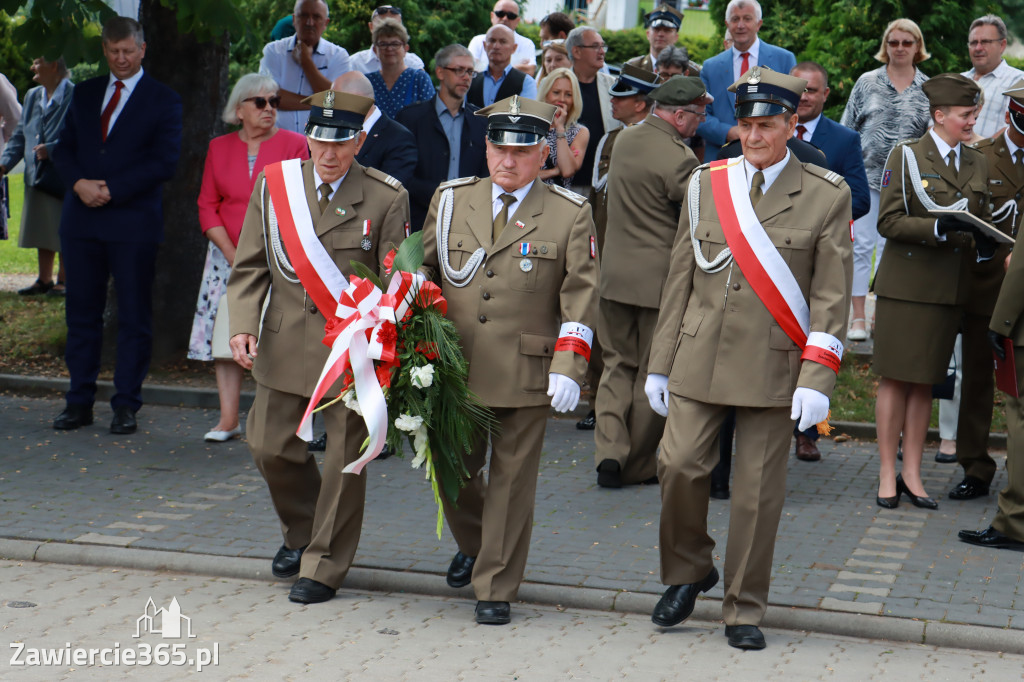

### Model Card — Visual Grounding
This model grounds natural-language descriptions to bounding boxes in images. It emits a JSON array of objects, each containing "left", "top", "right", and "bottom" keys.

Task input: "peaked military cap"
[
  {"left": 645, "top": 3, "right": 683, "bottom": 29},
  {"left": 922, "top": 73, "right": 981, "bottom": 108},
  {"left": 650, "top": 75, "right": 713, "bottom": 106},
  {"left": 610, "top": 63, "right": 661, "bottom": 97},
  {"left": 475, "top": 95, "right": 557, "bottom": 146},
  {"left": 302, "top": 90, "right": 373, "bottom": 142},
  {"left": 729, "top": 66, "right": 806, "bottom": 118}
]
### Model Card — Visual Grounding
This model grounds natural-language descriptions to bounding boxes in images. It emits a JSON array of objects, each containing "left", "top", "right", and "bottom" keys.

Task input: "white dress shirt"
[
  {"left": 732, "top": 38, "right": 761, "bottom": 80},
  {"left": 101, "top": 68, "right": 145, "bottom": 133},
  {"left": 491, "top": 180, "right": 534, "bottom": 222},
  {"left": 468, "top": 31, "right": 537, "bottom": 73},
  {"left": 744, "top": 149, "right": 790, "bottom": 194},
  {"left": 259, "top": 35, "right": 352, "bottom": 134},
  {"left": 962, "top": 60, "right": 1024, "bottom": 138}
]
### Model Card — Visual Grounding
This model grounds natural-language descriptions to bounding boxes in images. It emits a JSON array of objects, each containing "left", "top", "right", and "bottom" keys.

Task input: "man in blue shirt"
[{"left": 467, "top": 25, "right": 537, "bottom": 108}]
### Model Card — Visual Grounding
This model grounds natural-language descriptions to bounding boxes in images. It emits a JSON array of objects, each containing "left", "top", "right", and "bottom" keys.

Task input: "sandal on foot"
[{"left": 847, "top": 318, "right": 868, "bottom": 341}]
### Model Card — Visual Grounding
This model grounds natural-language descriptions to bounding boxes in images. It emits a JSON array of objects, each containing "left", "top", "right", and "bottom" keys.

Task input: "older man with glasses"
[
  {"left": 467, "top": 0, "right": 537, "bottom": 76},
  {"left": 567, "top": 25, "right": 620, "bottom": 195},
  {"left": 962, "top": 14, "right": 1024, "bottom": 138},
  {"left": 349, "top": 5, "right": 426, "bottom": 75}
]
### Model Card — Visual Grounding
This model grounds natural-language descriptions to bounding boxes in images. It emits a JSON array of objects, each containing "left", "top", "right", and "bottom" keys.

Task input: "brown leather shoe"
[{"left": 794, "top": 434, "right": 821, "bottom": 462}]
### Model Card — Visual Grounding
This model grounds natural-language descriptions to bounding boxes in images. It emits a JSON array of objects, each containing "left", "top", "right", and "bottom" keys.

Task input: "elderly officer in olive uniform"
[
  {"left": 949, "top": 85, "right": 1024, "bottom": 503},
  {"left": 227, "top": 90, "right": 410, "bottom": 605},
  {"left": 962, "top": 88, "right": 1024, "bottom": 550},
  {"left": 872, "top": 74, "right": 994, "bottom": 511},
  {"left": 575, "top": 64, "right": 660, "bottom": 432},
  {"left": 644, "top": 67, "right": 852, "bottom": 650},
  {"left": 421, "top": 95, "right": 599, "bottom": 625},
  {"left": 594, "top": 76, "right": 710, "bottom": 488}
]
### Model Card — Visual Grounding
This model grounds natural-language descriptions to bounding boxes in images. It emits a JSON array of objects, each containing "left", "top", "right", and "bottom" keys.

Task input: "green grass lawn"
[{"left": 1, "top": 173, "right": 35, "bottom": 274}]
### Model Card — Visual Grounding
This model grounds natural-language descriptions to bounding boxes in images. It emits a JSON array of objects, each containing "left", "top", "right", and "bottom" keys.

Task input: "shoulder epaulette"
[
  {"left": 439, "top": 176, "right": 479, "bottom": 189},
  {"left": 896, "top": 137, "right": 919, "bottom": 148},
  {"left": 364, "top": 166, "right": 402, "bottom": 190},
  {"left": 548, "top": 183, "right": 587, "bottom": 206},
  {"left": 972, "top": 137, "right": 997, "bottom": 150},
  {"left": 803, "top": 163, "right": 846, "bottom": 187}
]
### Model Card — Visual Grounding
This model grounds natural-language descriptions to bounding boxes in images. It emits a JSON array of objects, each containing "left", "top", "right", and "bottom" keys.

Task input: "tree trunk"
[{"left": 133, "top": 0, "right": 230, "bottom": 366}]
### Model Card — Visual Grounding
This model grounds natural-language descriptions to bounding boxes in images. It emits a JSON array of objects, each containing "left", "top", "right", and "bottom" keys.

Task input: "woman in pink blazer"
[{"left": 188, "top": 73, "right": 309, "bottom": 441}]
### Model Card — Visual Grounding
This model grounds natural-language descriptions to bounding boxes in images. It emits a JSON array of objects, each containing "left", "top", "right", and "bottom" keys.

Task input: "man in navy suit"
[
  {"left": 396, "top": 44, "right": 488, "bottom": 232},
  {"left": 697, "top": 0, "right": 795, "bottom": 161},
  {"left": 332, "top": 71, "right": 416, "bottom": 186},
  {"left": 52, "top": 16, "right": 182, "bottom": 434}
]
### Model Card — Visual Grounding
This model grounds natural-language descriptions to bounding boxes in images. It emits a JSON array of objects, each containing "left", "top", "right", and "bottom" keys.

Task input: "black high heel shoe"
[
  {"left": 896, "top": 474, "right": 938, "bottom": 509},
  {"left": 877, "top": 476, "right": 899, "bottom": 509}
]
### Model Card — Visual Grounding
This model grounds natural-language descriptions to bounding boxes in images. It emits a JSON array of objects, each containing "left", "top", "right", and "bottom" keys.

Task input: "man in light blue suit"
[{"left": 697, "top": 0, "right": 795, "bottom": 161}]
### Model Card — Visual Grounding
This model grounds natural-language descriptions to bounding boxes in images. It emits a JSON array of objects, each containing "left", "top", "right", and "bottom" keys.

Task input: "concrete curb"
[
  {"left": 1, "top": 373, "right": 1009, "bottom": 447},
  {"left": 2, "top": 538, "right": 1021, "bottom": 656}
]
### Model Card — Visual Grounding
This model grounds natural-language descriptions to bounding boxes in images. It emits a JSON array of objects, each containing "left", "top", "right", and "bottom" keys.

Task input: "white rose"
[
  {"left": 410, "top": 364, "right": 435, "bottom": 389},
  {"left": 395, "top": 413, "right": 424, "bottom": 433},
  {"left": 342, "top": 388, "right": 362, "bottom": 416},
  {"left": 411, "top": 425, "right": 430, "bottom": 471}
]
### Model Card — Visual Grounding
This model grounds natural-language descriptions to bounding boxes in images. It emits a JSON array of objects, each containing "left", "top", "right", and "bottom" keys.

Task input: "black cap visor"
[
  {"left": 305, "top": 123, "right": 361, "bottom": 142},
  {"left": 735, "top": 100, "right": 793, "bottom": 119},
  {"left": 487, "top": 128, "right": 545, "bottom": 146}
]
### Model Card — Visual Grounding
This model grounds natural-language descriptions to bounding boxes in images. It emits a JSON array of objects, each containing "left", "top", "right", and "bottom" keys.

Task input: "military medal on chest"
[
  {"left": 519, "top": 242, "right": 533, "bottom": 272},
  {"left": 361, "top": 219, "right": 372, "bottom": 251}
]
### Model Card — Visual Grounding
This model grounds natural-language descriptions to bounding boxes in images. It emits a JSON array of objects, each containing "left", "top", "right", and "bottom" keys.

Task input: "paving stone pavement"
[
  {"left": 2, "top": 559, "right": 1022, "bottom": 681},
  {"left": 1, "top": 393, "right": 1022, "bottom": 636}
]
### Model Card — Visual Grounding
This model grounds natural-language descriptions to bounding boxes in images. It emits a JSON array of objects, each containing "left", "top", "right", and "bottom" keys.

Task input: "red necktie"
[
  {"left": 796, "top": 124, "right": 807, "bottom": 140},
  {"left": 100, "top": 80, "right": 124, "bottom": 142},
  {"left": 740, "top": 52, "right": 750, "bottom": 76}
]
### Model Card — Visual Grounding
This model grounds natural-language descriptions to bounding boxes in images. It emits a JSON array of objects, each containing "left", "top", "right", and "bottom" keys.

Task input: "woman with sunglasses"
[
  {"left": 840, "top": 18, "right": 931, "bottom": 344},
  {"left": 366, "top": 18, "right": 436, "bottom": 118},
  {"left": 188, "top": 73, "right": 309, "bottom": 442}
]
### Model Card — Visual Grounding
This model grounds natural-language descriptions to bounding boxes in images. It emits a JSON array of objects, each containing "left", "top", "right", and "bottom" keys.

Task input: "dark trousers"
[{"left": 61, "top": 234, "right": 159, "bottom": 411}]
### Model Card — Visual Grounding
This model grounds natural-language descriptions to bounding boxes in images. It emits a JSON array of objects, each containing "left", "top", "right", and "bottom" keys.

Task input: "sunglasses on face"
[
  {"left": 494, "top": 10, "right": 518, "bottom": 20},
  {"left": 887, "top": 39, "right": 916, "bottom": 48},
  {"left": 244, "top": 95, "right": 281, "bottom": 109},
  {"left": 374, "top": 6, "right": 402, "bottom": 16}
]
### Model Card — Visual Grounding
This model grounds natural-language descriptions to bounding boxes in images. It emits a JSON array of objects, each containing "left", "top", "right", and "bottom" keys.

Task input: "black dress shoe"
[
  {"left": 446, "top": 551, "right": 476, "bottom": 588},
  {"left": 935, "top": 450, "right": 958, "bottom": 463},
  {"left": 896, "top": 474, "right": 937, "bottom": 510},
  {"left": 18, "top": 279, "right": 54, "bottom": 295},
  {"left": 475, "top": 600, "right": 511, "bottom": 625},
  {"left": 958, "top": 526, "right": 1024, "bottom": 551},
  {"left": 651, "top": 566, "right": 719, "bottom": 627},
  {"left": 576, "top": 409, "right": 596, "bottom": 430},
  {"left": 948, "top": 476, "right": 990, "bottom": 500},
  {"left": 110, "top": 406, "right": 137, "bottom": 434},
  {"left": 53, "top": 404, "right": 93, "bottom": 430},
  {"left": 709, "top": 484, "right": 730, "bottom": 500},
  {"left": 876, "top": 494, "right": 898, "bottom": 509},
  {"left": 725, "top": 624, "right": 766, "bottom": 650},
  {"left": 307, "top": 433, "right": 327, "bottom": 452},
  {"left": 288, "top": 577, "right": 336, "bottom": 603},
  {"left": 597, "top": 459, "right": 622, "bottom": 488},
  {"left": 271, "top": 544, "right": 306, "bottom": 578}
]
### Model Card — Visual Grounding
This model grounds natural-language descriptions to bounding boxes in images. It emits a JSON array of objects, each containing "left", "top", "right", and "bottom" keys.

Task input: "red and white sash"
[
  {"left": 264, "top": 160, "right": 393, "bottom": 472},
  {"left": 708, "top": 158, "right": 842, "bottom": 373}
]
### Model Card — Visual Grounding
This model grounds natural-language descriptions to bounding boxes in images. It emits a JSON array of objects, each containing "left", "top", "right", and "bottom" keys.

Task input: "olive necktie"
[
  {"left": 946, "top": 150, "right": 957, "bottom": 178},
  {"left": 318, "top": 182, "right": 331, "bottom": 214},
  {"left": 1015, "top": 149, "right": 1024, "bottom": 182},
  {"left": 493, "top": 193, "right": 516, "bottom": 243},
  {"left": 749, "top": 171, "right": 764, "bottom": 209}
]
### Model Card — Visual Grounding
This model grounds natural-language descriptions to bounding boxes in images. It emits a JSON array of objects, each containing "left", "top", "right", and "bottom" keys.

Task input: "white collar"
[
  {"left": 928, "top": 128, "right": 960, "bottom": 166},
  {"left": 362, "top": 106, "right": 382, "bottom": 133},
  {"left": 108, "top": 68, "right": 144, "bottom": 93},
  {"left": 743, "top": 149, "right": 790, "bottom": 193},
  {"left": 794, "top": 114, "right": 821, "bottom": 139},
  {"left": 313, "top": 167, "right": 346, "bottom": 198},
  {"left": 732, "top": 37, "right": 760, "bottom": 59},
  {"left": 491, "top": 179, "right": 534, "bottom": 210},
  {"left": 1003, "top": 130, "right": 1022, "bottom": 158}
]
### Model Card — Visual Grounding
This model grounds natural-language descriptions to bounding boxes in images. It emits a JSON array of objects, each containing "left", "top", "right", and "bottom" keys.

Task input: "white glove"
[
  {"left": 791, "top": 387, "right": 830, "bottom": 431},
  {"left": 644, "top": 373, "right": 670, "bottom": 418},
  {"left": 547, "top": 373, "right": 580, "bottom": 413}
]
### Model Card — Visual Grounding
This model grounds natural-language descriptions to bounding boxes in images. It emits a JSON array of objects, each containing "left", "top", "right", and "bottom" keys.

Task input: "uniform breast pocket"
[
  {"left": 768, "top": 228, "right": 813, "bottom": 270},
  {"left": 510, "top": 240, "right": 559, "bottom": 292},
  {"left": 447, "top": 233, "right": 479, "bottom": 271},
  {"left": 696, "top": 221, "right": 726, "bottom": 262},
  {"left": 968, "top": 180, "right": 988, "bottom": 211},
  {"left": 331, "top": 231, "right": 364, "bottom": 269}
]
